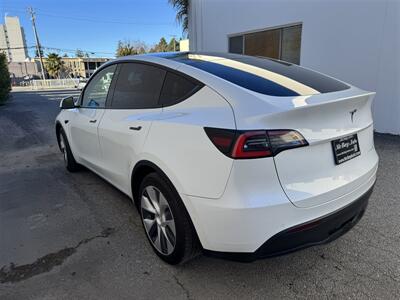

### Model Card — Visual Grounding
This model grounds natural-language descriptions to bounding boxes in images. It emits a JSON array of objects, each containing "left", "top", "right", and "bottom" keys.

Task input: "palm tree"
[
  {"left": 45, "top": 53, "right": 64, "bottom": 78},
  {"left": 168, "top": 0, "right": 189, "bottom": 34}
]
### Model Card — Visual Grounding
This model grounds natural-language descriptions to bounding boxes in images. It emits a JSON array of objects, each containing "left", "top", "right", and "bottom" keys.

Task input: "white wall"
[
  {"left": 179, "top": 39, "right": 190, "bottom": 51},
  {"left": 189, "top": 0, "right": 400, "bottom": 135},
  {"left": 4, "top": 16, "right": 29, "bottom": 62}
]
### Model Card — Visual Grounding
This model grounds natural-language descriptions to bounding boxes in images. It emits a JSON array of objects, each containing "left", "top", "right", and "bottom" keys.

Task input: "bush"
[{"left": 0, "top": 52, "right": 11, "bottom": 105}]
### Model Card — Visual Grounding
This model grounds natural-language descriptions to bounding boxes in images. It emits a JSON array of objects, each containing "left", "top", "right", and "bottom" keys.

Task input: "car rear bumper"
[
  {"left": 182, "top": 158, "right": 377, "bottom": 254},
  {"left": 203, "top": 185, "right": 373, "bottom": 262}
]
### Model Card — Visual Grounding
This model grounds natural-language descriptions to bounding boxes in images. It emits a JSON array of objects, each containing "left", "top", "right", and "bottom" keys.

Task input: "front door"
[{"left": 70, "top": 65, "right": 117, "bottom": 170}]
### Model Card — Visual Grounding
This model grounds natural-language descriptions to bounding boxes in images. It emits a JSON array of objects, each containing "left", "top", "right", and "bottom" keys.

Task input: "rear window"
[
  {"left": 160, "top": 72, "right": 201, "bottom": 106},
  {"left": 174, "top": 53, "right": 350, "bottom": 96}
]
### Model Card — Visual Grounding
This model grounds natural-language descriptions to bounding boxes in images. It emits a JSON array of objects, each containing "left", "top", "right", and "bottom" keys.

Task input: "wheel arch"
[
  {"left": 131, "top": 160, "right": 204, "bottom": 248},
  {"left": 131, "top": 160, "right": 180, "bottom": 206},
  {"left": 55, "top": 121, "right": 63, "bottom": 151}
]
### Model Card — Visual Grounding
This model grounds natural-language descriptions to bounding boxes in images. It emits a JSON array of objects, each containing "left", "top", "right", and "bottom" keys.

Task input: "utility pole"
[{"left": 28, "top": 7, "right": 46, "bottom": 80}]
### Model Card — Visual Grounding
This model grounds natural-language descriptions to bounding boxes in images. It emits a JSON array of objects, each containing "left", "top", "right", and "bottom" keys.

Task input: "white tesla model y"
[{"left": 56, "top": 52, "right": 378, "bottom": 264}]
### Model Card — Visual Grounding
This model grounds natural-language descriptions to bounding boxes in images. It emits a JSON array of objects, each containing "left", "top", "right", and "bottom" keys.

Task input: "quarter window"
[
  {"left": 111, "top": 63, "right": 166, "bottom": 109},
  {"left": 81, "top": 64, "right": 116, "bottom": 108},
  {"left": 160, "top": 72, "right": 200, "bottom": 106}
]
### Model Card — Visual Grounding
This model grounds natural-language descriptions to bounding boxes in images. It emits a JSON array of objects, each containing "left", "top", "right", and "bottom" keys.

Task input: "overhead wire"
[{"left": 0, "top": 45, "right": 114, "bottom": 56}]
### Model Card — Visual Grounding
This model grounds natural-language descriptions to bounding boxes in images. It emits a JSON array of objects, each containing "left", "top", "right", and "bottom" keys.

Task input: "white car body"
[{"left": 56, "top": 52, "right": 378, "bottom": 260}]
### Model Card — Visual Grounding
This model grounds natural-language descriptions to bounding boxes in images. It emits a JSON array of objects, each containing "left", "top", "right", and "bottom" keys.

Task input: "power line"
[
  {"left": 43, "top": 46, "right": 114, "bottom": 55},
  {"left": 1, "top": 5, "right": 174, "bottom": 26},
  {"left": 0, "top": 46, "right": 36, "bottom": 50},
  {"left": 35, "top": 11, "right": 174, "bottom": 26},
  {"left": 0, "top": 45, "right": 114, "bottom": 56}
]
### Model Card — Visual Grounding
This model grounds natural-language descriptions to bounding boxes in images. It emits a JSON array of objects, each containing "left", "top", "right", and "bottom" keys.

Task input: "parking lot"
[{"left": 0, "top": 89, "right": 399, "bottom": 299}]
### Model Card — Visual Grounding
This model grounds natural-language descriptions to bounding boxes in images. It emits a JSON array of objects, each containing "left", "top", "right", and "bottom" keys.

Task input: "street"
[{"left": 0, "top": 90, "right": 399, "bottom": 299}]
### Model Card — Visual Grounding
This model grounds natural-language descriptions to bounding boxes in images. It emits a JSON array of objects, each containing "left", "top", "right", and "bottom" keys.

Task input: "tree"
[
  {"left": 158, "top": 37, "right": 169, "bottom": 52},
  {"left": 116, "top": 40, "right": 147, "bottom": 57},
  {"left": 150, "top": 37, "right": 169, "bottom": 53},
  {"left": 0, "top": 52, "right": 11, "bottom": 105},
  {"left": 116, "top": 40, "right": 135, "bottom": 57},
  {"left": 63, "top": 53, "right": 69, "bottom": 57},
  {"left": 75, "top": 49, "right": 85, "bottom": 58},
  {"left": 45, "top": 53, "right": 64, "bottom": 78},
  {"left": 168, "top": 0, "right": 189, "bottom": 34},
  {"left": 168, "top": 37, "right": 179, "bottom": 52}
]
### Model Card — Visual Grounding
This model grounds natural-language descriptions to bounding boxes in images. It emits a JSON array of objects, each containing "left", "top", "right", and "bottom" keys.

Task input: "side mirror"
[{"left": 60, "top": 96, "right": 77, "bottom": 109}]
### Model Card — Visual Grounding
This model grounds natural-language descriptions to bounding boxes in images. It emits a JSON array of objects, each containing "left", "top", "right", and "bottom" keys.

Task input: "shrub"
[{"left": 0, "top": 52, "right": 11, "bottom": 105}]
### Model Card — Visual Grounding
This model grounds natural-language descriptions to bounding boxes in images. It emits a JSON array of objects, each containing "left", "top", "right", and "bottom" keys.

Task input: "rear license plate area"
[{"left": 331, "top": 134, "right": 361, "bottom": 165}]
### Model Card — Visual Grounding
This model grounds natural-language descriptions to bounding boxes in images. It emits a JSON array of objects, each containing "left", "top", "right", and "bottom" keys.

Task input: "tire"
[
  {"left": 58, "top": 128, "right": 80, "bottom": 172},
  {"left": 139, "top": 172, "right": 201, "bottom": 264}
]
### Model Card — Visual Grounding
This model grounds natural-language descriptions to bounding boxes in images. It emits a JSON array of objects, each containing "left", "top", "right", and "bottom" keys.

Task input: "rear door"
[
  {"left": 70, "top": 65, "right": 116, "bottom": 170},
  {"left": 98, "top": 62, "right": 166, "bottom": 194}
]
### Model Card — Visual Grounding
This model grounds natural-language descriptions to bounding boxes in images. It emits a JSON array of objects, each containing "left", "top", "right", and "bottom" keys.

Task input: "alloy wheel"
[
  {"left": 141, "top": 185, "right": 176, "bottom": 255},
  {"left": 59, "top": 134, "right": 68, "bottom": 165}
]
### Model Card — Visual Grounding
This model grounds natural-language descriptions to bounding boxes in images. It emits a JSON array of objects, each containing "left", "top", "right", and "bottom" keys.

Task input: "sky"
[{"left": 0, "top": 0, "right": 183, "bottom": 58}]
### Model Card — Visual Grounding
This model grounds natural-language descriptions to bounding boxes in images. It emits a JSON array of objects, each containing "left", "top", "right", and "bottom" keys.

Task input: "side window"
[
  {"left": 111, "top": 63, "right": 166, "bottom": 109},
  {"left": 81, "top": 65, "right": 116, "bottom": 108},
  {"left": 159, "top": 72, "right": 200, "bottom": 107}
]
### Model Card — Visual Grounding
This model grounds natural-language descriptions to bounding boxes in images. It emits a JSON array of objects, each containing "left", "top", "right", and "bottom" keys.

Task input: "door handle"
[
  {"left": 129, "top": 126, "right": 142, "bottom": 131},
  {"left": 89, "top": 119, "right": 97, "bottom": 123}
]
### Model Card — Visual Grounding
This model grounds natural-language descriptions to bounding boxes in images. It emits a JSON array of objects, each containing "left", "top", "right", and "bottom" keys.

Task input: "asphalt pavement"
[{"left": 0, "top": 89, "right": 399, "bottom": 299}]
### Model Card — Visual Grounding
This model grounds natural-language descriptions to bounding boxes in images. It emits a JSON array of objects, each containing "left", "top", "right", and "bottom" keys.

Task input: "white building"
[
  {"left": 0, "top": 16, "right": 29, "bottom": 62},
  {"left": 188, "top": 0, "right": 400, "bottom": 135},
  {"left": 179, "top": 39, "right": 189, "bottom": 51}
]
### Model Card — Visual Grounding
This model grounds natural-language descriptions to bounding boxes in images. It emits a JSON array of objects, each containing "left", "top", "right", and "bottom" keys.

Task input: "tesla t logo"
[{"left": 349, "top": 109, "right": 357, "bottom": 123}]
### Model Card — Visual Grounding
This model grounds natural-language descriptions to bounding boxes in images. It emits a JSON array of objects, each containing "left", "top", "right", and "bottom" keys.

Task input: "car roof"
[{"left": 109, "top": 51, "right": 349, "bottom": 97}]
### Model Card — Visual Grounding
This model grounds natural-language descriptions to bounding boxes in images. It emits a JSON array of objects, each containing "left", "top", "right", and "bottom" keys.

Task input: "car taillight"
[
  {"left": 267, "top": 130, "right": 309, "bottom": 155},
  {"left": 204, "top": 128, "right": 308, "bottom": 159},
  {"left": 203, "top": 127, "right": 236, "bottom": 155},
  {"left": 231, "top": 131, "right": 271, "bottom": 158}
]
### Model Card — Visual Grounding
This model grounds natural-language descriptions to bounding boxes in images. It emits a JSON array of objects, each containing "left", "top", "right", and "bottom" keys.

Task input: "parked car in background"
[{"left": 55, "top": 52, "right": 378, "bottom": 264}]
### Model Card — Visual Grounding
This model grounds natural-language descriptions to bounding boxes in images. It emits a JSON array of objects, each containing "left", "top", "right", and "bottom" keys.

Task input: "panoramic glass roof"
[{"left": 149, "top": 52, "right": 350, "bottom": 97}]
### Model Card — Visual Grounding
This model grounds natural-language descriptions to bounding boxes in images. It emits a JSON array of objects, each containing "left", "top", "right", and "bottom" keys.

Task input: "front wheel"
[
  {"left": 139, "top": 173, "right": 200, "bottom": 264},
  {"left": 58, "top": 128, "right": 80, "bottom": 172}
]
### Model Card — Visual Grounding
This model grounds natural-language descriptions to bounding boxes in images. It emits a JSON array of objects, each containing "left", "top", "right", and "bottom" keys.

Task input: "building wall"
[
  {"left": 8, "top": 61, "right": 41, "bottom": 85},
  {"left": 1, "top": 16, "right": 28, "bottom": 62},
  {"left": 179, "top": 39, "right": 189, "bottom": 51},
  {"left": 188, "top": 0, "right": 400, "bottom": 135}
]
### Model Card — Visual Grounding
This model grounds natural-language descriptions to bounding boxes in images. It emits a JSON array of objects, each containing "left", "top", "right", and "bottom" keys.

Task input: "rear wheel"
[
  {"left": 139, "top": 173, "right": 200, "bottom": 264},
  {"left": 58, "top": 128, "right": 80, "bottom": 172}
]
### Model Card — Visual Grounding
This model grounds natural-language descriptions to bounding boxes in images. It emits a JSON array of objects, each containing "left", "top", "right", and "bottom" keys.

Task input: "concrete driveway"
[{"left": 1, "top": 90, "right": 399, "bottom": 299}]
